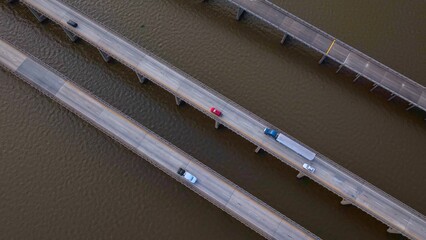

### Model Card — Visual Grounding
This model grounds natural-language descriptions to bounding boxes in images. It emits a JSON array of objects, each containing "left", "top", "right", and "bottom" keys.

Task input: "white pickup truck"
[{"left": 177, "top": 168, "right": 197, "bottom": 183}]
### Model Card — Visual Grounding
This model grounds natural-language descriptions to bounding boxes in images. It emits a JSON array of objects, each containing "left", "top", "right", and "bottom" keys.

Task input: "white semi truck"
[{"left": 264, "top": 128, "right": 316, "bottom": 161}]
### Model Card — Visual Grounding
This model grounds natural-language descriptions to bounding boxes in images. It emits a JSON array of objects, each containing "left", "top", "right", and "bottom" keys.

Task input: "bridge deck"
[
  {"left": 17, "top": 0, "right": 426, "bottom": 239},
  {"left": 227, "top": 0, "right": 426, "bottom": 112},
  {"left": 0, "top": 38, "right": 318, "bottom": 240}
]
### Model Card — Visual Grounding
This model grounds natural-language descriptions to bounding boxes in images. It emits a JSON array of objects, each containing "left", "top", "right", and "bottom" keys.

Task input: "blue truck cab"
[{"left": 264, "top": 128, "right": 278, "bottom": 139}]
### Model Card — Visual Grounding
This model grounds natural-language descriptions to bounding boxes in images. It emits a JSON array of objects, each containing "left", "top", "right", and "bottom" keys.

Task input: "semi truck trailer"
[{"left": 264, "top": 128, "right": 316, "bottom": 161}]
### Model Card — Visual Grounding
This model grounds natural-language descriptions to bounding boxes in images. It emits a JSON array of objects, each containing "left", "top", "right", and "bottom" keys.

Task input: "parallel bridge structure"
[
  {"left": 207, "top": 0, "right": 426, "bottom": 114},
  {"left": 0, "top": 38, "right": 318, "bottom": 240},
  {"left": 6, "top": 0, "right": 426, "bottom": 239}
]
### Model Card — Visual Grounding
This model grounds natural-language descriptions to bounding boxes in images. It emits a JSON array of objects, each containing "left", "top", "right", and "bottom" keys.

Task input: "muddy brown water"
[{"left": 1, "top": 0, "right": 425, "bottom": 239}]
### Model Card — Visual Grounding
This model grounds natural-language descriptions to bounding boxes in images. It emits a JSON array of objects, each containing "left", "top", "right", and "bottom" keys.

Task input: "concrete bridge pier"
[
  {"left": 136, "top": 72, "right": 148, "bottom": 84},
  {"left": 27, "top": 6, "right": 47, "bottom": 22},
  {"left": 318, "top": 55, "right": 327, "bottom": 64},
  {"left": 175, "top": 96, "right": 183, "bottom": 106},
  {"left": 353, "top": 74, "right": 361, "bottom": 82},
  {"left": 63, "top": 28, "right": 79, "bottom": 42},
  {"left": 236, "top": 8, "right": 245, "bottom": 21},
  {"left": 387, "top": 227, "right": 400, "bottom": 234},
  {"left": 387, "top": 93, "right": 396, "bottom": 101},
  {"left": 98, "top": 49, "right": 111, "bottom": 62},
  {"left": 296, "top": 172, "right": 305, "bottom": 179},
  {"left": 406, "top": 103, "right": 415, "bottom": 111},
  {"left": 370, "top": 84, "right": 379, "bottom": 92},
  {"left": 336, "top": 64, "right": 344, "bottom": 73},
  {"left": 254, "top": 146, "right": 263, "bottom": 153},
  {"left": 340, "top": 199, "right": 352, "bottom": 205},
  {"left": 280, "top": 33, "right": 288, "bottom": 44},
  {"left": 215, "top": 120, "right": 221, "bottom": 129}
]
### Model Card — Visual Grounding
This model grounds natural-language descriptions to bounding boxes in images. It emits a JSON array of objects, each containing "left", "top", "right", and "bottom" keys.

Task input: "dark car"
[{"left": 67, "top": 20, "right": 78, "bottom": 28}]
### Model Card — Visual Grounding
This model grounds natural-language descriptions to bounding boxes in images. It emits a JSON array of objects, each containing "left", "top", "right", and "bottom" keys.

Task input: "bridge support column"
[
  {"left": 236, "top": 8, "right": 245, "bottom": 21},
  {"left": 296, "top": 172, "right": 305, "bottom": 179},
  {"left": 214, "top": 121, "right": 221, "bottom": 129},
  {"left": 387, "top": 227, "right": 399, "bottom": 234},
  {"left": 98, "top": 49, "right": 111, "bottom": 62},
  {"left": 175, "top": 96, "right": 183, "bottom": 106},
  {"left": 318, "top": 55, "right": 326, "bottom": 64},
  {"left": 254, "top": 146, "right": 263, "bottom": 153},
  {"left": 27, "top": 6, "right": 47, "bottom": 23},
  {"left": 336, "top": 64, "right": 344, "bottom": 73},
  {"left": 340, "top": 199, "right": 351, "bottom": 205},
  {"left": 406, "top": 103, "right": 415, "bottom": 111},
  {"left": 387, "top": 93, "right": 396, "bottom": 101},
  {"left": 136, "top": 72, "right": 147, "bottom": 84},
  {"left": 353, "top": 74, "right": 361, "bottom": 82},
  {"left": 280, "top": 33, "right": 288, "bottom": 44},
  {"left": 63, "top": 28, "right": 79, "bottom": 42},
  {"left": 370, "top": 84, "right": 378, "bottom": 92}
]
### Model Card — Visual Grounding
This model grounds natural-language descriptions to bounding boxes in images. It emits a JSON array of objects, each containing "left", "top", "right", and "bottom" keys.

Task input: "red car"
[{"left": 210, "top": 107, "right": 222, "bottom": 117}]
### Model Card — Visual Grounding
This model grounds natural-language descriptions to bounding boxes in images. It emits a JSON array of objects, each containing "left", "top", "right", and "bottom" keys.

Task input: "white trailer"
[{"left": 276, "top": 134, "right": 316, "bottom": 160}]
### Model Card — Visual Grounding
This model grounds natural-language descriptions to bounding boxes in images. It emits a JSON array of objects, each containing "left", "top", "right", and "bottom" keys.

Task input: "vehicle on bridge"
[
  {"left": 177, "top": 168, "right": 197, "bottom": 183},
  {"left": 210, "top": 107, "right": 222, "bottom": 117},
  {"left": 67, "top": 20, "right": 78, "bottom": 28},
  {"left": 264, "top": 128, "right": 316, "bottom": 161},
  {"left": 303, "top": 163, "right": 316, "bottom": 173}
]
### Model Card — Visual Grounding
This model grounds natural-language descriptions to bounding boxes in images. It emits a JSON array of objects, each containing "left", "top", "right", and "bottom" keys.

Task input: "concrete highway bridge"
[
  {"left": 5, "top": 0, "right": 426, "bottom": 239},
  {"left": 205, "top": 0, "right": 426, "bottom": 115},
  {"left": 0, "top": 38, "right": 319, "bottom": 240}
]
